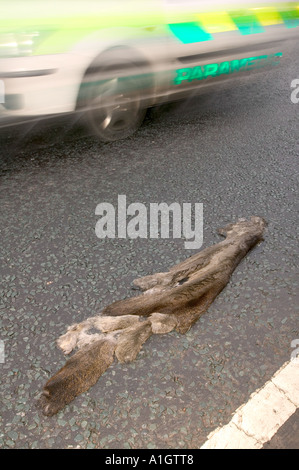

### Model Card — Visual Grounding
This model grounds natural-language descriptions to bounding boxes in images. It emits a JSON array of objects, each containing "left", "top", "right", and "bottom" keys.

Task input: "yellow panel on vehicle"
[
  {"left": 196, "top": 11, "right": 238, "bottom": 34},
  {"left": 253, "top": 7, "right": 284, "bottom": 26}
]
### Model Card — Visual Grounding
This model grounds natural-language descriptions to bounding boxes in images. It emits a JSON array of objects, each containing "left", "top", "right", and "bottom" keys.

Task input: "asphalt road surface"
[{"left": 0, "top": 40, "right": 298, "bottom": 449}]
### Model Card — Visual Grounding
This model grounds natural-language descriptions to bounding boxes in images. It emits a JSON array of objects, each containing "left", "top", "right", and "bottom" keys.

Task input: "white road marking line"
[{"left": 200, "top": 360, "right": 299, "bottom": 449}]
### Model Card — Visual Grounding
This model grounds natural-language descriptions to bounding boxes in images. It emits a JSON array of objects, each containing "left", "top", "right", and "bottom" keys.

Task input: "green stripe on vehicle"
[
  {"left": 229, "top": 12, "right": 265, "bottom": 35},
  {"left": 168, "top": 22, "right": 212, "bottom": 44}
]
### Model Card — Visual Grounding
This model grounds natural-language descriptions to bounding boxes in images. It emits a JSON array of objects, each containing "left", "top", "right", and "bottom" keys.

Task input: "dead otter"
[{"left": 39, "top": 216, "right": 266, "bottom": 416}]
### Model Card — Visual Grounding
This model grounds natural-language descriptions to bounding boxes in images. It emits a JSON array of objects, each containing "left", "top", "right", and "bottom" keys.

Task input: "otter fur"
[{"left": 39, "top": 216, "right": 266, "bottom": 416}]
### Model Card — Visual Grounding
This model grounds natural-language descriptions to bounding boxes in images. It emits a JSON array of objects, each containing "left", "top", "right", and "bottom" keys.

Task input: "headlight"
[{"left": 0, "top": 31, "right": 49, "bottom": 57}]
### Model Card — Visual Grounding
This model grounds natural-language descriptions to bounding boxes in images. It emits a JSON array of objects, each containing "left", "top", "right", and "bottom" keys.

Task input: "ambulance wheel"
[{"left": 83, "top": 50, "right": 149, "bottom": 142}]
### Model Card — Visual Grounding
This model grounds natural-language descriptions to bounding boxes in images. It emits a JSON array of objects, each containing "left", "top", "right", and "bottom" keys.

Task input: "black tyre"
[{"left": 83, "top": 50, "right": 149, "bottom": 142}]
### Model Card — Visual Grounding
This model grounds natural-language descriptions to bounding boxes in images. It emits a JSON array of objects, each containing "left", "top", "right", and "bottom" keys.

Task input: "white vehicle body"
[{"left": 1, "top": 0, "right": 299, "bottom": 139}]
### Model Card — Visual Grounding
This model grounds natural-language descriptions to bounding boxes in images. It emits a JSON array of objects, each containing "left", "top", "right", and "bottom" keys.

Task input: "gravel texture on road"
[{"left": 0, "top": 40, "right": 298, "bottom": 449}]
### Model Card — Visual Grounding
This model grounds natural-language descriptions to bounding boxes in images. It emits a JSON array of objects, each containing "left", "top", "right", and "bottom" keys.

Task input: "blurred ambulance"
[{"left": 1, "top": 0, "right": 298, "bottom": 140}]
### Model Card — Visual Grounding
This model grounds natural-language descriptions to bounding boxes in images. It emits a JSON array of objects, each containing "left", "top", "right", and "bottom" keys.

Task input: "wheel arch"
[{"left": 75, "top": 45, "right": 155, "bottom": 111}]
